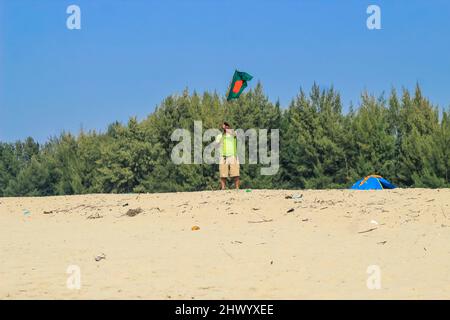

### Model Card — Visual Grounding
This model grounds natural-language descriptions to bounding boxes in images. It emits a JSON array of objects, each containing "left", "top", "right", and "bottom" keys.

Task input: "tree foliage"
[{"left": 1, "top": 84, "right": 449, "bottom": 196}]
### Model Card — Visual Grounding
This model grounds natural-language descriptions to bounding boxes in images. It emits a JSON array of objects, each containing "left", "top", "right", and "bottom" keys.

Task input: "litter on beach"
[{"left": 94, "top": 253, "right": 106, "bottom": 262}]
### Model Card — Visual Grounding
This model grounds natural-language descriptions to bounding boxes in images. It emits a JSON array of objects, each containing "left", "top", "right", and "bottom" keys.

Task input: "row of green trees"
[{"left": 1, "top": 83, "right": 449, "bottom": 196}]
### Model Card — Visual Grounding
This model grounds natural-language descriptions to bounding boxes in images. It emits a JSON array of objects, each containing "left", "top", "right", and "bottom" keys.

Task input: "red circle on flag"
[{"left": 232, "top": 80, "right": 243, "bottom": 94}]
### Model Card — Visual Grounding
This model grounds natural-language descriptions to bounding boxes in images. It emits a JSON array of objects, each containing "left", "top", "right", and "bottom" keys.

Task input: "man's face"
[{"left": 223, "top": 123, "right": 229, "bottom": 131}]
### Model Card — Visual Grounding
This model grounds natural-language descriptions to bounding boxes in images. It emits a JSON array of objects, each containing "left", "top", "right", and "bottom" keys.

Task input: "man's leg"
[
  {"left": 229, "top": 156, "right": 240, "bottom": 189},
  {"left": 219, "top": 157, "right": 229, "bottom": 190},
  {"left": 221, "top": 177, "right": 227, "bottom": 190}
]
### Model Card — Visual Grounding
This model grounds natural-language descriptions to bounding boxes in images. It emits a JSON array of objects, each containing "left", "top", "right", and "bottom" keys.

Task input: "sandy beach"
[{"left": 1, "top": 188, "right": 450, "bottom": 299}]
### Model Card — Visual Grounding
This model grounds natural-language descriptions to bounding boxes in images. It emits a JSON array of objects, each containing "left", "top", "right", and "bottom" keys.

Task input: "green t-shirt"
[{"left": 215, "top": 133, "right": 237, "bottom": 157}]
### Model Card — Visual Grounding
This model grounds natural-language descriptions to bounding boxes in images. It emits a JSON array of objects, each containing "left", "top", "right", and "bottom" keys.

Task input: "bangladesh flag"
[{"left": 226, "top": 70, "right": 253, "bottom": 101}]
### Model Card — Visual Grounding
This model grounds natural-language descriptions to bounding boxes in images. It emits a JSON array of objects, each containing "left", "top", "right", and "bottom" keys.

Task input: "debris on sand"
[
  {"left": 23, "top": 209, "right": 31, "bottom": 216},
  {"left": 191, "top": 225, "right": 200, "bottom": 231},
  {"left": 286, "top": 193, "right": 303, "bottom": 204},
  {"left": 122, "top": 203, "right": 129, "bottom": 207},
  {"left": 87, "top": 212, "right": 103, "bottom": 220},
  {"left": 358, "top": 228, "right": 377, "bottom": 234},
  {"left": 177, "top": 202, "right": 190, "bottom": 207},
  {"left": 285, "top": 193, "right": 303, "bottom": 200},
  {"left": 125, "top": 208, "right": 143, "bottom": 217},
  {"left": 149, "top": 207, "right": 163, "bottom": 213},
  {"left": 95, "top": 253, "right": 106, "bottom": 262},
  {"left": 43, "top": 210, "right": 54, "bottom": 215},
  {"left": 377, "top": 241, "right": 387, "bottom": 245},
  {"left": 248, "top": 219, "right": 273, "bottom": 224},
  {"left": 220, "top": 245, "right": 234, "bottom": 259},
  {"left": 287, "top": 208, "right": 295, "bottom": 213}
]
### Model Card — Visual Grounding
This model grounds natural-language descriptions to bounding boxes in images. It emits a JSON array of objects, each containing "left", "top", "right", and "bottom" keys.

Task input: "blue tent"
[{"left": 350, "top": 175, "right": 396, "bottom": 190}]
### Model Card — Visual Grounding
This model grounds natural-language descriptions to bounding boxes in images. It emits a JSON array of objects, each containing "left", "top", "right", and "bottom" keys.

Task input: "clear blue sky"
[{"left": 1, "top": 0, "right": 450, "bottom": 143}]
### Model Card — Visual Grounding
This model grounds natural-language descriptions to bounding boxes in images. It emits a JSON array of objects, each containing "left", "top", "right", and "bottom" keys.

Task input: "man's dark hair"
[{"left": 223, "top": 121, "right": 230, "bottom": 127}]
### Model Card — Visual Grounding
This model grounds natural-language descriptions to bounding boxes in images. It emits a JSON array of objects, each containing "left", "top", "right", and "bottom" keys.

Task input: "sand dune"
[{"left": 1, "top": 188, "right": 450, "bottom": 299}]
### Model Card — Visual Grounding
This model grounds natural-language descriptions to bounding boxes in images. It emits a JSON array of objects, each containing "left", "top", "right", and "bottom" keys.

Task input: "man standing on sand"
[{"left": 215, "top": 122, "right": 240, "bottom": 190}]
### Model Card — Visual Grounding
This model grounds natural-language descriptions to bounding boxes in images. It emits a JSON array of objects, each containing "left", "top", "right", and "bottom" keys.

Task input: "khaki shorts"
[{"left": 219, "top": 156, "right": 240, "bottom": 178}]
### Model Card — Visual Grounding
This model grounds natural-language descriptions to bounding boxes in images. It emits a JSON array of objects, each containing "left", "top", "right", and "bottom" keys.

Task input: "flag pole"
[{"left": 223, "top": 71, "right": 235, "bottom": 122}]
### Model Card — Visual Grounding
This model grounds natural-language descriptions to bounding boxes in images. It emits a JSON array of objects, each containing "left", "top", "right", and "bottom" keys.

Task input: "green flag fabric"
[{"left": 226, "top": 70, "right": 253, "bottom": 101}]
